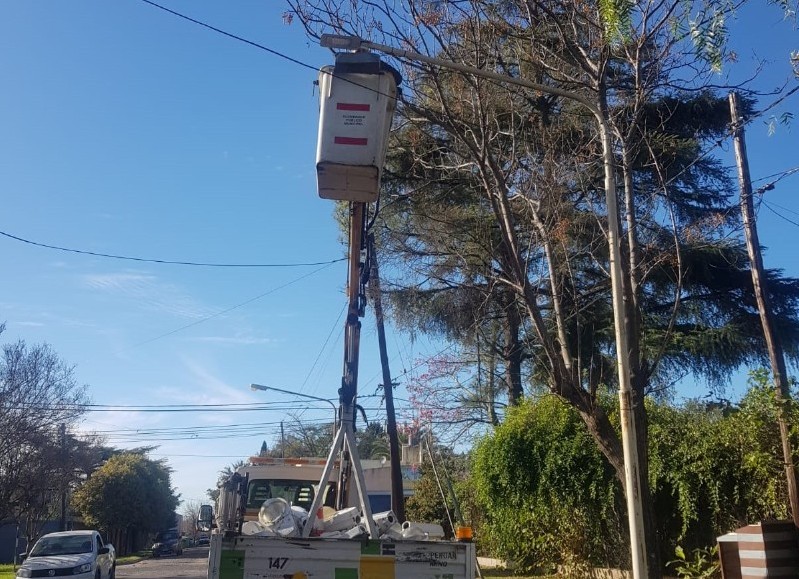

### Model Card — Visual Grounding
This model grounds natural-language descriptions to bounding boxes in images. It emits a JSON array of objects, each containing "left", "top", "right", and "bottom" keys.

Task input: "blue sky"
[{"left": 1, "top": 1, "right": 797, "bottom": 505}]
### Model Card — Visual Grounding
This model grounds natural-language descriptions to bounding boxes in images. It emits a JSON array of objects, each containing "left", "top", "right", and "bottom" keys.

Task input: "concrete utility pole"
[
  {"left": 729, "top": 91, "right": 799, "bottom": 527},
  {"left": 320, "top": 34, "right": 649, "bottom": 579}
]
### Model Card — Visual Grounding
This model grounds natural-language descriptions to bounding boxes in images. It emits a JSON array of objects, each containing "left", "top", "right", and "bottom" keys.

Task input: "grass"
[
  {"left": 116, "top": 550, "right": 152, "bottom": 565},
  {"left": 0, "top": 563, "right": 16, "bottom": 579}
]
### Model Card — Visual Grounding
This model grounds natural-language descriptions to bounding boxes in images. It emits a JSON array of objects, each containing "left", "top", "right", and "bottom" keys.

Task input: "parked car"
[
  {"left": 17, "top": 530, "right": 115, "bottom": 579},
  {"left": 151, "top": 529, "right": 183, "bottom": 557},
  {"left": 196, "top": 535, "right": 210, "bottom": 547}
]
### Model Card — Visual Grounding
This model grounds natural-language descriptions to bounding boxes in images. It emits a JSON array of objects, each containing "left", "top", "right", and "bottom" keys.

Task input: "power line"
[
  {"left": 115, "top": 260, "right": 337, "bottom": 352},
  {"left": 754, "top": 166, "right": 799, "bottom": 195},
  {"left": 9, "top": 403, "right": 329, "bottom": 413},
  {"left": 0, "top": 229, "right": 345, "bottom": 268},
  {"left": 150, "top": 453, "right": 257, "bottom": 458},
  {"left": 13, "top": 402, "right": 404, "bottom": 414},
  {"left": 752, "top": 165, "right": 799, "bottom": 186},
  {"left": 762, "top": 198, "right": 799, "bottom": 218},
  {"left": 137, "top": 0, "right": 403, "bottom": 105},
  {"left": 86, "top": 419, "right": 327, "bottom": 435},
  {"left": 138, "top": 0, "right": 320, "bottom": 75},
  {"left": 762, "top": 201, "right": 799, "bottom": 229},
  {"left": 297, "top": 301, "right": 347, "bottom": 396}
]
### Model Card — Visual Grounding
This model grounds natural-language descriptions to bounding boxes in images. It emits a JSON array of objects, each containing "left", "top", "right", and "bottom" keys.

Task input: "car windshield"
[
  {"left": 155, "top": 531, "right": 177, "bottom": 543},
  {"left": 30, "top": 536, "right": 93, "bottom": 557}
]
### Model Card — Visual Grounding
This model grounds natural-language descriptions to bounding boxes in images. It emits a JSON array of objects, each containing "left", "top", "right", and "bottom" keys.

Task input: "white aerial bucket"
[{"left": 316, "top": 52, "right": 400, "bottom": 202}]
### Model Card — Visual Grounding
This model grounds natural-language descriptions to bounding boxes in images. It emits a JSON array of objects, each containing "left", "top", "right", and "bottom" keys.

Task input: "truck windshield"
[
  {"left": 30, "top": 536, "right": 93, "bottom": 557},
  {"left": 246, "top": 479, "right": 335, "bottom": 511}
]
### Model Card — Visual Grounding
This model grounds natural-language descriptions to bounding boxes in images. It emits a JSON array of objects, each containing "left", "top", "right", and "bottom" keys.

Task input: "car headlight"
[
  {"left": 16, "top": 569, "right": 32, "bottom": 578},
  {"left": 152, "top": 543, "right": 162, "bottom": 548},
  {"left": 74, "top": 563, "right": 92, "bottom": 574}
]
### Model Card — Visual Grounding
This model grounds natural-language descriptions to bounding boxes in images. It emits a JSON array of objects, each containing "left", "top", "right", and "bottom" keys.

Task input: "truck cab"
[{"left": 230, "top": 456, "right": 407, "bottom": 522}]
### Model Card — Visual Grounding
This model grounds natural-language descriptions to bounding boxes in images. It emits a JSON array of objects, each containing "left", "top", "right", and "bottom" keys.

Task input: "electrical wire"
[
  {"left": 86, "top": 418, "right": 329, "bottom": 435},
  {"left": 297, "top": 301, "right": 347, "bottom": 395},
  {"left": 752, "top": 165, "right": 799, "bottom": 186},
  {"left": 761, "top": 198, "right": 799, "bottom": 218},
  {"left": 761, "top": 200, "right": 799, "bottom": 228},
  {"left": 138, "top": 0, "right": 320, "bottom": 75},
  {"left": 137, "top": 0, "right": 405, "bottom": 105},
  {"left": 11, "top": 401, "right": 406, "bottom": 414},
  {"left": 754, "top": 166, "right": 799, "bottom": 195},
  {"left": 0, "top": 229, "right": 345, "bottom": 268},
  {"left": 114, "top": 260, "right": 337, "bottom": 353}
]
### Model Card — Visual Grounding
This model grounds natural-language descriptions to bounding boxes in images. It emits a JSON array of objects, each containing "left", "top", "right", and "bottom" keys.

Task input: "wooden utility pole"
[
  {"left": 367, "top": 233, "right": 405, "bottom": 522},
  {"left": 730, "top": 91, "right": 799, "bottom": 527}
]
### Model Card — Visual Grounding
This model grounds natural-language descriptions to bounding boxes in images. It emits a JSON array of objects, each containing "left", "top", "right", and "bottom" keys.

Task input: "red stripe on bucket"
[
  {"left": 334, "top": 137, "right": 368, "bottom": 146},
  {"left": 337, "top": 103, "right": 371, "bottom": 111}
]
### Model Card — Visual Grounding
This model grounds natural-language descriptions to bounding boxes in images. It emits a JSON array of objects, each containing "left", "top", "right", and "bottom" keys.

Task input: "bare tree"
[
  {"left": 0, "top": 328, "right": 89, "bottom": 525},
  {"left": 180, "top": 499, "right": 204, "bottom": 541}
]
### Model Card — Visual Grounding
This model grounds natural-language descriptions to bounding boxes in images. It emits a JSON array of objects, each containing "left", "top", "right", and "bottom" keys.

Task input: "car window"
[{"left": 31, "top": 536, "right": 93, "bottom": 556}]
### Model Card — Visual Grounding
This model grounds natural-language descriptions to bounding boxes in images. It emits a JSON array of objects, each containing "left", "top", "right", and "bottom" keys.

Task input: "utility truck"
[
  {"left": 200, "top": 40, "right": 477, "bottom": 579},
  {"left": 202, "top": 456, "right": 476, "bottom": 579}
]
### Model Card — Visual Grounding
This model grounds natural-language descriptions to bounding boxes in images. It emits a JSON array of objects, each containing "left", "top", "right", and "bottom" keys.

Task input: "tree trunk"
[{"left": 503, "top": 290, "right": 524, "bottom": 405}]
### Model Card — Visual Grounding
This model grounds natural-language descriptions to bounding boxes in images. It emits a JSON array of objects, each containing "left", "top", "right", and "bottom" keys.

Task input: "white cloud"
[
  {"left": 189, "top": 335, "right": 278, "bottom": 346},
  {"left": 83, "top": 271, "right": 214, "bottom": 320},
  {"left": 156, "top": 357, "right": 253, "bottom": 406}
]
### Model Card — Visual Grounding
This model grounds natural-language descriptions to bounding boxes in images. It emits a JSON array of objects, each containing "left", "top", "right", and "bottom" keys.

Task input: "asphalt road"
[{"left": 116, "top": 547, "right": 208, "bottom": 579}]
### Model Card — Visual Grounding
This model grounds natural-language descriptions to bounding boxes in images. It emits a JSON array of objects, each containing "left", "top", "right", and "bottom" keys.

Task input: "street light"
[{"left": 249, "top": 384, "right": 338, "bottom": 435}]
